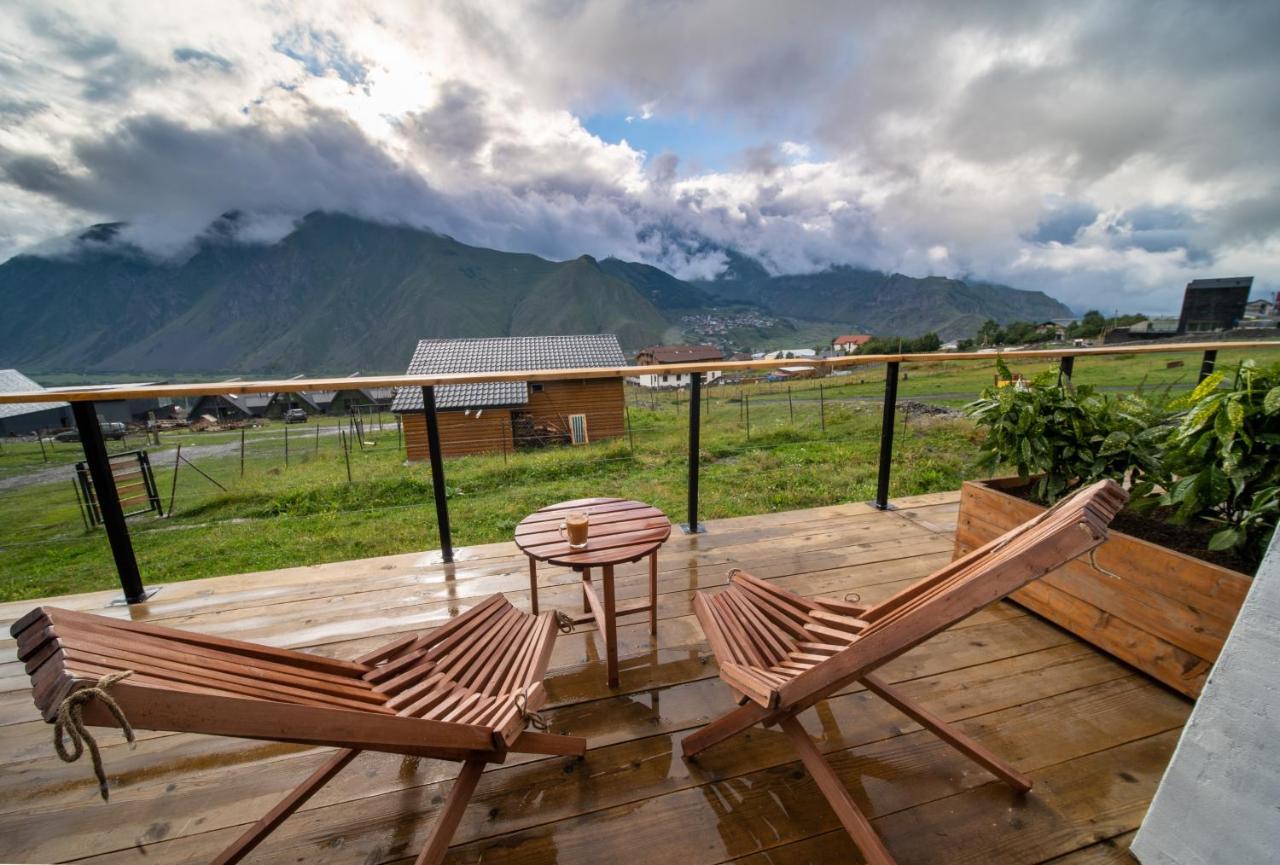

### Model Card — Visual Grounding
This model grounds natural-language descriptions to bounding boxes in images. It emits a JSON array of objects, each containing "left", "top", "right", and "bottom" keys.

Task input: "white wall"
[
  {"left": 633, "top": 369, "right": 722, "bottom": 389},
  {"left": 1131, "top": 531, "right": 1280, "bottom": 865}
]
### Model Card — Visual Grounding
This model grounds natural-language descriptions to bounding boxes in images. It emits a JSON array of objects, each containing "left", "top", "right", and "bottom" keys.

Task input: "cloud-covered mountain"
[
  {"left": 0, "top": 213, "right": 1070, "bottom": 374},
  {"left": 0, "top": 2, "right": 1275, "bottom": 315}
]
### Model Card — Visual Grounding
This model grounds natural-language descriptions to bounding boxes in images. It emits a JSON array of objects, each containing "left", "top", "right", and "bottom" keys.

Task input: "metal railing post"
[
  {"left": 421, "top": 385, "right": 454, "bottom": 562},
  {"left": 1058, "top": 354, "right": 1075, "bottom": 385},
  {"left": 1199, "top": 350, "right": 1218, "bottom": 383},
  {"left": 871, "top": 362, "right": 900, "bottom": 510},
  {"left": 683, "top": 372, "right": 704, "bottom": 534},
  {"left": 72, "top": 400, "right": 151, "bottom": 603}
]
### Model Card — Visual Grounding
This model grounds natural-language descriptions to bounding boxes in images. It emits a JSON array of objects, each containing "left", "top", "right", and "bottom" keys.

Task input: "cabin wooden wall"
[
  {"left": 399, "top": 378, "right": 624, "bottom": 460},
  {"left": 527, "top": 379, "right": 625, "bottom": 441},
  {"left": 402, "top": 408, "right": 514, "bottom": 460}
]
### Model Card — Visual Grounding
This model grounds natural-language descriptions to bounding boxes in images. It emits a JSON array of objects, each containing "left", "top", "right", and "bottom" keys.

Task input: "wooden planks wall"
[
  {"left": 402, "top": 408, "right": 514, "bottom": 460},
  {"left": 400, "top": 379, "right": 623, "bottom": 460},
  {"left": 527, "top": 379, "right": 625, "bottom": 441},
  {"left": 953, "top": 479, "right": 1251, "bottom": 698}
]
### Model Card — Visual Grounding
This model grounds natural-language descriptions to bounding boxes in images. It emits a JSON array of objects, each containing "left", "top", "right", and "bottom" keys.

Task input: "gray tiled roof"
[
  {"left": 0, "top": 369, "right": 69, "bottom": 420},
  {"left": 392, "top": 335, "right": 626, "bottom": 412}
]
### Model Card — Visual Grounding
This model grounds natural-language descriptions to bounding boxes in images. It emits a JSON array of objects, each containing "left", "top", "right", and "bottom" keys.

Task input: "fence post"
[
  {"left": 626, "top": 405, "right": 635, "bottom": 452},
  {"left": 683, "top": 372, "right": 704, "bottom": 534},
  {"left": 167, "top": 444, "right": 182, "bottom": 517},
  {"left": 819, "top": 383, "right": 826, "bottom": 433},
  {"left": 421, "top": 385, "right": 454, "bottom": 563},
  {"left": 1199, "top": 350, "right": 1218, "bottom": 383},
  {"left": 284, "top": 424, "right": 289, "bottom": 467},
  {"left": 71, "top": 401, "right": 151, "bottom": 603},
  {"left": 745, "top": 393, "right": 751, "bottom": 440},
  {"left": 240, "top": 428, "right": 245, "bottom": 477},
  {"left": 1058, "top": 354, "right": 1075, "bottom": 385},
  {"left": 315, "top": 423, "right": 320, "bottom": 453},
  {"left": 787, "top": 385, "right": 794, "bottom": 422},
  {"left": 872, "top": 362, "right": 900, "bottom": 510},
  {"left": 341, "top": 430, "right": 352, "bottom": 484}
]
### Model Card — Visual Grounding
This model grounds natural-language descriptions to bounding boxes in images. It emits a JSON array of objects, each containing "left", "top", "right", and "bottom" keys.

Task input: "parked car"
[
  {"left": 283, "top": 408, "right": 308, "bottom": 423},
  {"left": 52, "top": 421, "right": 127, "bottom": 442}
]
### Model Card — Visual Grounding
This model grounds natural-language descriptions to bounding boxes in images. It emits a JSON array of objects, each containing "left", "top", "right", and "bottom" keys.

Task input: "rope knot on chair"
[
  {"left": 513, "top": 689, "right": 550, "bottom": 732},
  {"left": 554, "top": 610, "right": 576, "bottom": 634},
  {"left": 53, "top": 669, "right": 135, "bottom": 801}
]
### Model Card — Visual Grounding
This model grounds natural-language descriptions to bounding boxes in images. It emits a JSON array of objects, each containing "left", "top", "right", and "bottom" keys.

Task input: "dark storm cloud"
[
  {"left": 173, "top": 47, "right": 234, "bottom": 72},
  {"left": 400, "top": 81, "right": 491, "bottom": 167},
  {"left": 1026, "top": 201, "right": 1099, "bottom": 245}
]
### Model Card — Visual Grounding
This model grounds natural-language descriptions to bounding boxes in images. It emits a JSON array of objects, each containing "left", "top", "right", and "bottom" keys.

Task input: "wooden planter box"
[{"left": 954, "top": 477, "right": 1252, "bottom": 698}]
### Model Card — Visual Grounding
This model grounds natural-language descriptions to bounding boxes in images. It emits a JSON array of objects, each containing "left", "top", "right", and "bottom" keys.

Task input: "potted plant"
[{"left": 956, "top": 359, "right": 1279, "bottom": 698}]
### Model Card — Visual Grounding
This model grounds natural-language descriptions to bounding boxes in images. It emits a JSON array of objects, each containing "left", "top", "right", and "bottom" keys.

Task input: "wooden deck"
[{"left": 0, "top": 492, "right": 1188, "bottom": 865}]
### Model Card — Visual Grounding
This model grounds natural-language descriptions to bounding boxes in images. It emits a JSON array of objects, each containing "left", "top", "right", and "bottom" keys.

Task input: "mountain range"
[{"left": 0, "top": 212, "right": 1071, "bottom": 374}]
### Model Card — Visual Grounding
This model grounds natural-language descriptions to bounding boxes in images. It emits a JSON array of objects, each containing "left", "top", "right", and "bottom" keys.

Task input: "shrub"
[
  {"left": 963, "top": 356, "right": 1280, "bottom": 566},
  {"left": 1147, "top": 361, "right": 1280, "bottom": 560}
]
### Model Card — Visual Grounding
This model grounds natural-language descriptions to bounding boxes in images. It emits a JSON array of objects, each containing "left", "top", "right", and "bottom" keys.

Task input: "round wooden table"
[{"left": 514, "top": 497, "right": 672, "bottom": 688}]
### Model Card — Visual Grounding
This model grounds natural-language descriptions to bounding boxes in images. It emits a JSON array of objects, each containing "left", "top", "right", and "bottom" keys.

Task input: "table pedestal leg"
[
  {"left": 582, "top": 566, "right": 592, "bottom": 613},
  {"left": 528, "top": 557, "right": 538, "bottom": 615},
  {"left": 649, "top": 552, "right": 658, "bottom": 636},
  {"left": 603, "top": 563, "right": 619, "bottom": 688}
]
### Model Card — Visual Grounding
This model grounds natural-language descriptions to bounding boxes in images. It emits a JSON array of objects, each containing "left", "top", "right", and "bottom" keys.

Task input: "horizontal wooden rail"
[{"left": 1, "top": 339, "right": 1278, "bottom": 404}]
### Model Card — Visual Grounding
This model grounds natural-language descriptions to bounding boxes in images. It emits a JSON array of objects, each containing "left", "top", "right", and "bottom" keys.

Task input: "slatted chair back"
[
  {"left": 699, "top": 479, "right": 1128, "bottom": 711},
  {"left": 12, "top": 592, "right": 558, "bottom": 757},
  {"left": 11, "top": 592, "right": 584, "bottom": 865}
]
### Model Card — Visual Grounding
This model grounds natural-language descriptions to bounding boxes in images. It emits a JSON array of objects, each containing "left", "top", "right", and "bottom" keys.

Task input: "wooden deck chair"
[
  {"left": 11, "top": 592, "right": 585, "bottom": 865},
  {"left": 684, "top": 479, "right": 1128, "bottom": 865}
]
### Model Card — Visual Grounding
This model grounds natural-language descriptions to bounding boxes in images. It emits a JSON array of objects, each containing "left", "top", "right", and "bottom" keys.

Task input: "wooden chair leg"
[
  {"left": 680, "top": 701, "right": 771, "bottom": 759},
  {"left": 414, "top": 756, "right": 488, "bottom": 865},
  {"left": 528, "top": 557, "right": 539, "bottom": 616},
  {"left": 211, "top": 748, "right": 360, "bottom": 865},
  {"left": 648, "top": 552, "right": 658, "bottom": 636},
  {"left": 602, "top": 564, "right": 619, "bottom": 688},
  {"left": 861, "top": 672, "right": 1032, "bottom": 793},
  {"left": 779, "top": 716, "right": 898, "bottom": 865},
  {"left": 508, "top": 730, "right": 588, "bottom": 757}
]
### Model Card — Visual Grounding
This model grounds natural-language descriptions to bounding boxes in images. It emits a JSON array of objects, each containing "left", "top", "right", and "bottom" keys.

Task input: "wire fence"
[{"left": 0, "top": 346, "right": 1250, "bottom": 595}]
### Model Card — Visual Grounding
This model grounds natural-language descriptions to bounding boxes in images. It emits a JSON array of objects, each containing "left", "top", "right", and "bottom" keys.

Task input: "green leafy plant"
[
  {"left": 1151, "top": 361, "right": 1280, "bottom": 560},
  {"left": 963, "top": 356, "right": 1169, "bottom": 503},
  {"left": 965, "top": 355, "right": 1280, "bottom": 567}
]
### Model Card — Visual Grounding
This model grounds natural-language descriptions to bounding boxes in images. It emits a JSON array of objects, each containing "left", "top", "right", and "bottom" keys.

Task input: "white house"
[{"left": 631, "top": 345, "right": 725, "bottom": 388}]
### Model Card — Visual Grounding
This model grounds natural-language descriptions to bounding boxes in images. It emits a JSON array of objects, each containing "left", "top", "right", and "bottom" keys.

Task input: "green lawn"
[{"left": 3, "top": 344, "right": 1277, "bottom": 602}]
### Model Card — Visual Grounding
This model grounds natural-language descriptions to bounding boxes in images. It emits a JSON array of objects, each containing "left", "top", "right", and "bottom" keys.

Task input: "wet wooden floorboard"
[{"left": 0, "top": 491, "right": 1186, "bottom": 864}]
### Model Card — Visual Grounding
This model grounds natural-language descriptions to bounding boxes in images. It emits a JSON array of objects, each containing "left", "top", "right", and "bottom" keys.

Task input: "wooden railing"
[{"left": 2, "top": 339, "right": 1278, "bottom": 602}]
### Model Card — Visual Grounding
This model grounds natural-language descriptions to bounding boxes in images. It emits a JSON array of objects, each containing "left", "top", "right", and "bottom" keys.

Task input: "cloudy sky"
[{"left": 2, "top": 0, "right": 1277, "bottom": 312}]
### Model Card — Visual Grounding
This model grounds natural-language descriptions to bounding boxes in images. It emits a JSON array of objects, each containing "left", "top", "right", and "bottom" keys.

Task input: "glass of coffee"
[{"left": 560, "top": 511, "right": 589, "bottom": 549}]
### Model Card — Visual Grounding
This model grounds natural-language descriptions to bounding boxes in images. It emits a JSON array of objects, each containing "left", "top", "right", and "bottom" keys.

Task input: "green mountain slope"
[
  {"left": 700, "top": 264, "right": 1073, "bottom": 339},
  {"left": 0, "top": 214, "right": 1075, "bottom": 374},
  {"left": 0, "top": 214, "right": 673, "bottom": 373}
]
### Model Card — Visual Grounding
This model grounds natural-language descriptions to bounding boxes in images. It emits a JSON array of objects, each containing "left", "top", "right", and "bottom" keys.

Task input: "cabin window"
[
  {"left": 568, "top": 413, "right": 589, "bottom": 445},
  {"left": 531, "top": 383, "right": 544, "bottom": 392}
]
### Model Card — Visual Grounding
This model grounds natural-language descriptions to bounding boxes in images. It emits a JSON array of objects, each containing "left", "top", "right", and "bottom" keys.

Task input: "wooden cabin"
[{"left": 392, "top": 335, "right": 627, "bottom": 459}]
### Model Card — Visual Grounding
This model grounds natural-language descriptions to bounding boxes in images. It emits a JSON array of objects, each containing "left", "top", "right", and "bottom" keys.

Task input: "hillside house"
[
  {"left": 392, "top": 335, "right": 627, "bottom": 459},
  {"left": 831, "top": 334, "right": 871, "bottom": 354},
  {"left": 631, "top": 345, "right": 724, "bottom": 389}
]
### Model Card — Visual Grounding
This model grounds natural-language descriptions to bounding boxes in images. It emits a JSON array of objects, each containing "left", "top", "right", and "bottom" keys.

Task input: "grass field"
[{"left": 2, "top": 344, "right": 1277, "bottom": 601}]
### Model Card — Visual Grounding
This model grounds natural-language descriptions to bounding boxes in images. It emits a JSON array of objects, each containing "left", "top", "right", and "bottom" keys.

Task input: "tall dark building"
[{"left": 1177, "top": 277, "right": 1252, "bottom": 333}]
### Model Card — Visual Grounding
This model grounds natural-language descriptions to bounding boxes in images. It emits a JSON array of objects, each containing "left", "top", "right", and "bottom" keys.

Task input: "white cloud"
[{"left": 0, "top": 0, "right": 1278, "bottom": 313}]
